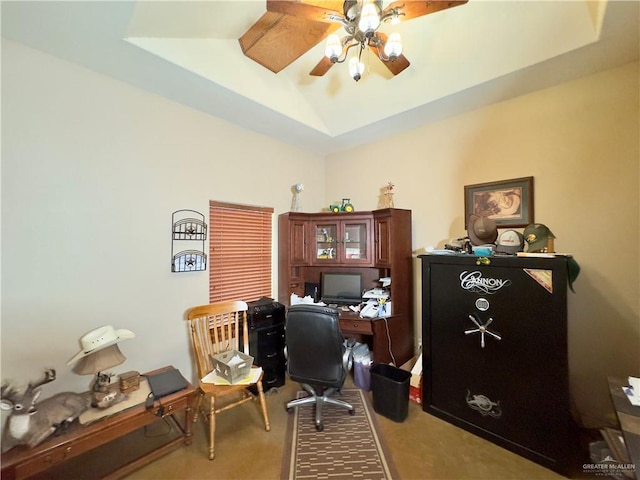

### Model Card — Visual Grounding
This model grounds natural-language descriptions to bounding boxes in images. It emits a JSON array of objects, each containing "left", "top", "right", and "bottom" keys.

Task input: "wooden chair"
[{"left": 185, "top": 301, "right": 270, "bottom": 460}]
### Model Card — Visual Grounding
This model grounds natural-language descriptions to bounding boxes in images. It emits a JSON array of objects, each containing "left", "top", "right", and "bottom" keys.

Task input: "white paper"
[
  {"left": 226, "top": 354, "right": 245, "bottom": 366},
  {"left": 201, "top": 367, "right": 263, "bottom": 386},
  {"left": 411, "top": 354, "right": 423, "bottom": 376},
  {"left": 410, "top": 354, "right": 422, "bottom": 388},
  {"left": 362, "top": 288, "right": 389, "bottom": 299},
  {"left": 624, "top": 376, "right": 640, "bottom": 406},
  {"left": 290, "top": 293, "right": 326, "bottom": 306}
]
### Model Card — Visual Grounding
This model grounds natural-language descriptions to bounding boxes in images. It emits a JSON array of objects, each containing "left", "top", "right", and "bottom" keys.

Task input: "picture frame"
[{"left": 464, "top": 177, "right": 534, "bottom": 228}]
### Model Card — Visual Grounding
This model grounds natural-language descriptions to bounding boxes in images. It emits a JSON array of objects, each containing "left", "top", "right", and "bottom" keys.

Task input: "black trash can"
[{"left": 370, "top": 363, "right": 411, "bottom": 422}]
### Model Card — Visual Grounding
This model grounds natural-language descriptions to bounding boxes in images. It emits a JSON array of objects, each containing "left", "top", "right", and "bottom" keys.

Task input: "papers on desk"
[
  {"left": 290, "top": 293, "right": 326, "bottom": 306},
  {"left": 363, "top": 288, "right": 389, "bottom": 300},
  {"left": 623, "top": 376, "right": 640, "bottom": 406},
  {"left": 201, "top": 367, "right": 263, "bottom": 386}
]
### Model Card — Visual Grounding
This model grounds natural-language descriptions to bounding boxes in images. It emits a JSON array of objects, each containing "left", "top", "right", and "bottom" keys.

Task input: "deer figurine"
[{"left": 1, "top": 368, "right": 90, "bottom": 453}]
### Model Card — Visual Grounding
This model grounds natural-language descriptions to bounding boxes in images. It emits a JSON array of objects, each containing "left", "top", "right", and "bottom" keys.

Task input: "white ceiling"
[{"left": 2, "top": 1, "right": 639, "bottom": 155}]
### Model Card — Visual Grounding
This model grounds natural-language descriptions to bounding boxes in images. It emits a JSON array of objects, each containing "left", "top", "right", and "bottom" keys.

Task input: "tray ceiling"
[{"left": 2, "top": 1, "right": 638, "bottom": 155}]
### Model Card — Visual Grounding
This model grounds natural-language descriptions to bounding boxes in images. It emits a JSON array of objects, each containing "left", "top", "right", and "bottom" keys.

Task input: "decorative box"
[
  {"left": 211, "top": 350, "right": 253, "bottom": 384},
  {"left": 119, "top": 370, "right": 140, "bottom": 393}
]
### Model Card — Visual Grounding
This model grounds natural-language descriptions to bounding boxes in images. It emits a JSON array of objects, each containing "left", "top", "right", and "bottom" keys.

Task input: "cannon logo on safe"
[{"left": 459, "top": 271, "right": 512, "bottom": 295}]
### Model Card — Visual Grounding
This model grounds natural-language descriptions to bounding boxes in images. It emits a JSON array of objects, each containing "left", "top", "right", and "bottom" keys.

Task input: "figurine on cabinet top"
[
  {"left": 291, "top": 184, "right": 303, "bottom": 212},
  {"left": 380, "top": 182, "right": 394, "bottom": 208}
]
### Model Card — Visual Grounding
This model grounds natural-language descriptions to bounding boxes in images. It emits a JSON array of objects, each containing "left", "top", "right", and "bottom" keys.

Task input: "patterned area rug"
[{"left": 281, "top": 389, "right": 399, "bottom": 480}]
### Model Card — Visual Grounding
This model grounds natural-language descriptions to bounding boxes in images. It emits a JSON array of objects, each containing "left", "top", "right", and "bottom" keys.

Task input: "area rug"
[{"left": 281, "top": 388, "right": 399, "bottom": 480}]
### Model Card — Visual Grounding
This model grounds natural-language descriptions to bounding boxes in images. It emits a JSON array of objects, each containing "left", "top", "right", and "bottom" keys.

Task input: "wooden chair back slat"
[{"left": 186, "top": 301, "right": 249, "bottom": 379}]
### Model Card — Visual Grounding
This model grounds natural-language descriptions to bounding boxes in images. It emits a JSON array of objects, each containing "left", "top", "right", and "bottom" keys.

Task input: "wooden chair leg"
[
  {"left": 208, "top": 395, "right": 216, "bottom": 460},
  {"left": 192, "top": 391, "right": 204, "bottom": 424},
  {"left": 256, "top": 381, "right": 271, "bottom": 432}
]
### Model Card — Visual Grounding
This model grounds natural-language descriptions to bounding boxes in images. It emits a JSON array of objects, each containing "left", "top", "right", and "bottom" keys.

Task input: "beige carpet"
[{"left": 281, "top": 389, "right": 398, "bottom": 480}]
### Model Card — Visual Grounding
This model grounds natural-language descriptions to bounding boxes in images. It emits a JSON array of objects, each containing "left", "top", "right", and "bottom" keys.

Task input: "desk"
[
  {"left": 1, "top": 366, "right": 197, "bottom": 480},
  {"left": 608, "top": 377, "right": 640, "bottom": 480},
  {"left": 338, "top": 312, "right": 413, "bottom": 366}
]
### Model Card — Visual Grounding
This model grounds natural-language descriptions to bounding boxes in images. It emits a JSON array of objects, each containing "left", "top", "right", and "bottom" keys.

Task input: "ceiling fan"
[{"left": 239, "top": 1, "right": 468, "bottom": 80}]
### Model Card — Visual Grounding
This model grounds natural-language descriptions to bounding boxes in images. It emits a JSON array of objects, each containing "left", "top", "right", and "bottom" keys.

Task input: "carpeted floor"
[
  {"left": 126, "top": 373, "right": 583, "bottom": 479},
  {"left": 281, "top": 389, "right": 398, "bottom": 480}
]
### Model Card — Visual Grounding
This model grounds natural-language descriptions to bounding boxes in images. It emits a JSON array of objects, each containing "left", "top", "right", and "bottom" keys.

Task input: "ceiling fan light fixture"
[
  {"left": 325, "top": 34, "right": 342, "bottom": 62},
  {"left": 383, "top": 33, "right": 402, "bottom": 60},
  {"left": 243, "top": 0, "right": 469, "bottom": 81},
  {"left": 348, "top": 56, "right": 365, "bottom": 82},
  {"left": 358, "top": 2, "right": 380, "bottom": 37}
]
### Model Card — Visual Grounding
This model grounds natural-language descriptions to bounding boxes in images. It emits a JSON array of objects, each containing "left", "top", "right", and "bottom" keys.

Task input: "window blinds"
[{"left": 209, "top": 201, "right": 273, "bottom": 303}]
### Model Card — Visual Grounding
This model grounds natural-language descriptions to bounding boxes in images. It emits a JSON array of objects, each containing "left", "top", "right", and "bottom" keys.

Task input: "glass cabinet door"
[
  {"left": 342, "top": 221, "right": 368, "bottom": 261},
  {"left": 315, "top": 223, "right": 338, "bottom": 261},
  {"left": 312, "top": 218, "right": 372, "bottom": 265}
]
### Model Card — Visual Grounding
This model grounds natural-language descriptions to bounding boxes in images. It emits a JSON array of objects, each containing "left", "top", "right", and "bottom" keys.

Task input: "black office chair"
[{"left": 285, "top": 304, "right": 354, "bottom": 431}]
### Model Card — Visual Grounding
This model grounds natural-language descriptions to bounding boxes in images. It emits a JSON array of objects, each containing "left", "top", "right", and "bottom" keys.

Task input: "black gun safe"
[{"left": 420, "top": 254, "right": 572, "bottom": 474}]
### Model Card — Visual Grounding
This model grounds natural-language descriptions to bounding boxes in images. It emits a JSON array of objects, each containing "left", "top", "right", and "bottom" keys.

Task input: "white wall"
[
  {"left": 1, "top": 40, "right": 326, "bottom": 397},
  {"left": 325, "top": 61, "right": 640, "bottom": 427}
]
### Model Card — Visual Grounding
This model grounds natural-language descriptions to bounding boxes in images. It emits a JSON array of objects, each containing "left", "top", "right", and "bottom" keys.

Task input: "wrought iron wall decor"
[{"left": 171, "top": 209, "right": 207, "bottom": 272}]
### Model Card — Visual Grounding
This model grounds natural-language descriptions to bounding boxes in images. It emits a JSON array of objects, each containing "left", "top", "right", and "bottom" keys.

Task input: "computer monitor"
[{"left": 320, "top": 272, "right": 362, "bottom": 305}]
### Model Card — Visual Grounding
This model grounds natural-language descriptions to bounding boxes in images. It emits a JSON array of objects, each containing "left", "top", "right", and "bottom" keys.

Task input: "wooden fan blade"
[
  {"left": 368, "top": 33, "right": 410, "bottom": 76},
  {"left": 310, "top": 56, "right": 335, "bottom": 76},
  {"left": 382, "top": 0, "right": 468, "bottom": 21},
  {"left": 374, "top": 50, "right": 411, "bottom": 75},
  {"left": 239, "top": 12, "right": 341, "bottom": 73},
  {"left": 267, "top": 0, "right": 344, "bottom": 22}
]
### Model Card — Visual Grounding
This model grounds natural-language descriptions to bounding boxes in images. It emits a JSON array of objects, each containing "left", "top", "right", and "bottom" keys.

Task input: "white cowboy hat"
[{"left": 67, "top": 325, "right": 135, "bottom": 365}]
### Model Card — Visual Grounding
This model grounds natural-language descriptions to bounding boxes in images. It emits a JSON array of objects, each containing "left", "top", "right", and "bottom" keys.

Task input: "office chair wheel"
[
  {"left": 316, "top": 423, "right": 324, "bottom": 432},
  {"left": 349, "top": 409, "right": 355, "bottom": 415},
  {"left": 286, "top": 406, "right": 293, "bottom": 413}
]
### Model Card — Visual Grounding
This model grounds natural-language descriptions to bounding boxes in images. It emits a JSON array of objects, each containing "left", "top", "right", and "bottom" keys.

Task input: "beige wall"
[
  {"left": 1, "top": 40, "right": 327, "bottom": 397},
  {"left": 2, "top": 38, "right": 638, "bottom": 429},
  {"left": 325, "top": 61, "right": 640, "bottom": 427}
]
